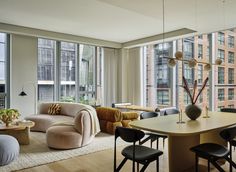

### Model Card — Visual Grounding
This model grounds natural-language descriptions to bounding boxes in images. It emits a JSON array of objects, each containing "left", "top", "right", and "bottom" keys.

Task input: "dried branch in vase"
[{"left": 182, "top": 76, "right": 209, "bottom": 105}]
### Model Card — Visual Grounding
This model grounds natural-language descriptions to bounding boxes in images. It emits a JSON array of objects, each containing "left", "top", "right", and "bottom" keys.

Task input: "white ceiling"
[{"left": 0, "top": 0, "right": 235, "bottom": 43}]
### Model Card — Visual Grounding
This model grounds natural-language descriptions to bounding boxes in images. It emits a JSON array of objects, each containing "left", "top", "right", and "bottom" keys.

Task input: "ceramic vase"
[{"left": 185, "top": 104, "right": 202, "bottom": 120}]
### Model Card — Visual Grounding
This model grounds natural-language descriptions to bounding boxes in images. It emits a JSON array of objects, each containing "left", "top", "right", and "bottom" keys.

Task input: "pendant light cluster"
[{"left": 167, "top": 51, "right": 223, "bottom": 71}]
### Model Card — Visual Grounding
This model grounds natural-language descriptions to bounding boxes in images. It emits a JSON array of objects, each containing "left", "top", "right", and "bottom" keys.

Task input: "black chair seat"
[
  {"left": 191, "top": 143, "right": 229, "bottom": 159},
  {"left": 122, "top": 145, "right": 163, "bottom": 162}
]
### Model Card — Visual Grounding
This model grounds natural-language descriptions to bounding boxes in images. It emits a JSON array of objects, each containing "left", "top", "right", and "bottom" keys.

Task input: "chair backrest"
[
  {"left": 140, "top": 112, "right": 158, "bottom": 119},
  {"left": 220, "top": 125, "right": 236, "bottom": 142},
  {"left": 220, "top": 108, "right": 236, "bottom": 113},
  {"left": 112, "top": 102, "right": 132, "bottom": 108},
  {"left": 160, "top": 107, "right": 179, "bottom": 116},
  {"left": 115, "top": 126, "right": 145, "bottom": 143}
]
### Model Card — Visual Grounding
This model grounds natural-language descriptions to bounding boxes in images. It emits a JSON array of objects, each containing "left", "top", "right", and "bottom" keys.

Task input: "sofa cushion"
[
  {"left": 39, "top": 102, "right": 96, "bottom": 117},
  {"left": 122, "top": 112, "right": 139, "bottom": 120},
  {"left": 48, "top": 104, "right": 61, "bottom": 115},
  {"left": 25, "top": 114, "right": 74, "bottom": 132}
]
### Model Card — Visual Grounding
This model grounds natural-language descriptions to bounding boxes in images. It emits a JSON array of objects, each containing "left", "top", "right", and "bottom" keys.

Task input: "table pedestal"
[{"left": 168, "top": 135, "right": 200, "bottom": 172}]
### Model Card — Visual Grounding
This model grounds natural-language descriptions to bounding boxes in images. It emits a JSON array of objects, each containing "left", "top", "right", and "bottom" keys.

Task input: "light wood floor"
[{"left": 17, "top": 140, "right": 234, "bottom": 172}]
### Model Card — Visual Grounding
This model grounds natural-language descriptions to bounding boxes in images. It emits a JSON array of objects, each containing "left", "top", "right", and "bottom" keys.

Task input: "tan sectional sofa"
[{"left": 25, "top": 102, "right": 100, "bottom": 149}]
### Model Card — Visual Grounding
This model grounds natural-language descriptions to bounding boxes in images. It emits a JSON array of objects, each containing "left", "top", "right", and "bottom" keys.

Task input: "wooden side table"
[{"left": 0, "top": 121, "right": 35, "bottom": 145}]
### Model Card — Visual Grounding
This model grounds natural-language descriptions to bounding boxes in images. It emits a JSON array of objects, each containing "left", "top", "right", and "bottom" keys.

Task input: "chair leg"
[
  {"left": 225, "top": 156, "right": 236, "bottom": 169},
  {"left": 156, "top": 157, "right": 159, "bottom": 172},
  {"left": 195, "top": 154, "right": 199, "bottom": 172},
  {"left": 207, "top": 160, "right": 210, "bottom": 172},
  {"left": 210, "top": 160, "right": 225, "bottom": 172},
  {"left": 116, "top": 158, "right": 128, "bottom": 172},
  {"left": 140, "top": 162, "right": 150, "bottom": 172}
]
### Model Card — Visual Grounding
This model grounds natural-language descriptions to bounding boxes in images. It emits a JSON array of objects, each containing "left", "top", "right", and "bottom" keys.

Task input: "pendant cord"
[{"left": 162, "top": 0, "right": 165, "bottom": 56}]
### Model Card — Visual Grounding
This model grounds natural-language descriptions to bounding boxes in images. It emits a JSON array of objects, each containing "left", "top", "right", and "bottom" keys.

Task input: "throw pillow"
[{"left": 48, "top": 104, "right": 61, "bottom": 115}]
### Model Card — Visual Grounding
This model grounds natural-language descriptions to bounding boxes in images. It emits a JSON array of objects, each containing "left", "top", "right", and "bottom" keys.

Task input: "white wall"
[{"left": 10, "top": 34, "right": 37, "bottom": 118}]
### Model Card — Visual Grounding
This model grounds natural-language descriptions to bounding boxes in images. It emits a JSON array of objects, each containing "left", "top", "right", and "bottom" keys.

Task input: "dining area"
[{"left": 114, "top": 108, "right": 236, "bottom": 172}]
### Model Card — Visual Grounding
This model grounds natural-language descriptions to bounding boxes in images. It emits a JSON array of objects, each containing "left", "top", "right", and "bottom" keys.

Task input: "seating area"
[{"left": 1, "top": 1, "right": 236, "bottom": 172}]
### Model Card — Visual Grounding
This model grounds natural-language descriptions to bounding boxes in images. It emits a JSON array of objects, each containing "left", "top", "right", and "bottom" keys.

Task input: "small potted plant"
[
  {"left": 0, "top": 109, "right": 20, "bottom": 126},
  {"left": 183, "top": 76, "right": 208, "bottom": 120}
]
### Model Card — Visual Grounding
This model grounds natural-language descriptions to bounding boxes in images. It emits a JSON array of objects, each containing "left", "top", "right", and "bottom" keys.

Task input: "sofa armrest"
[
  {"left": 74, "top": 110, "right": 92, "bottom": 145},
  {"left": 96, "top": 107, "right": 122, "bottom": 122}
]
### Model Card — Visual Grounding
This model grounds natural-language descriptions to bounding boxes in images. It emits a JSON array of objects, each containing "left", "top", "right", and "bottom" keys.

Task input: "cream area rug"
[{"left": 0, "top": 132, "right": 123, "bottom": 172}]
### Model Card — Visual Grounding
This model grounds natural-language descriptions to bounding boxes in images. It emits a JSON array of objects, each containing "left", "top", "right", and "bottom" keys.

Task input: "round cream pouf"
[{"left": 0, "top": 135, "right": 19, "bottom": 166}]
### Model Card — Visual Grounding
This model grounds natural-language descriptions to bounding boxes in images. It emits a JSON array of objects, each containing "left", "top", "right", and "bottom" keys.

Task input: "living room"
[{"left": 1, "top": 0, "right": 236, "bottom": 172}]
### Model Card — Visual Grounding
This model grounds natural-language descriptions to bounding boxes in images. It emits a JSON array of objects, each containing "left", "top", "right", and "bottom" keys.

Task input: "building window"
[
  {"left": 218, "top": 89, "right": 224, "bottom": 101},
  {"left": 218, "top": 49, "right": 225, "bottom": 62},
  {"left": 184, "top": 63, "right": 194, "bottom": 85},
  {"left": 198, "top": 44, "right": 203, "bottom": 58},
  {"left": 229, "top": 104, "right": 234, "bottom": 108},
  {"left": 157, "top": 90, "right": 170, "bottom": 105},
  {"left": 228, "top": 35, "right": 234, "bottom": 48},
  {"left": 228, "top": 51, "right": 234, "bottom": 64},
  {"left": 206, "top": 46, "right": 210, "bottom": 60},
  {"left": 198, "top": 64, "right": 203, "bottom": 84},
  {"left": 184, "top": 91, "right": 192, "bottom": 105},
  {"left": 218, "top": 67, "right": 224, "bottom": 84},
  {"left": 183, "top": 38, "right": 194, "bottom": 59},
  {"left": 218, "top": 32, "right": 225, "bottom": 45},
  {"left": 0, "top": 33, "right": 7, "bottom": 108},
  {"left": 198, "top": 35, "right": 203, "bottom": 39},
  {"left": 228, "top": 68, "right": 234, "bottom": 84},
  {"left": 228, "top": 88, "right": 234, "bottom": 100}
]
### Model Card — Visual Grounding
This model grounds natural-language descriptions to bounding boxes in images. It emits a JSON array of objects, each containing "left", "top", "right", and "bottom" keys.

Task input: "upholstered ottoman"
[
  {"left": 46, "top": 125, "right": 84, "bottom": 149},
  {"left": 0, "top": 135, "right": 19, "bottom": 166}
]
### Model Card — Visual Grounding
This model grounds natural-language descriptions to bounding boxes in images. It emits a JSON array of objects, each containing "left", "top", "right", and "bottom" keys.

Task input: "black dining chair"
[
  {"left": 190, "top": 125, "right": 236, "bottom": 172},
  {"left": 114, "top": 126, "right": 163, "bottom": 172},
  {"left": 139, "top": 112, "right": 167, "bottom": 149},
  {"left": 221, "top": 108, "right": 236, "bottom": 113}
]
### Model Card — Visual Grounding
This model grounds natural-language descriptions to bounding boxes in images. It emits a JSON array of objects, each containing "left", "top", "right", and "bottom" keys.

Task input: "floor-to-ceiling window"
[
  {"left": 38, "top": 39, "right": 55, "bottom": 102},
  {"left": 143, "top": 28, "right": 236, "bottom": 111},
  {"left": 60, "top": 42, "right": 76, "bottom": 102},
  {"left": 0, "top": 33, "right": 8, "bottom": 108},
  {"left": 37, "top": 38, "right": 103, "bottom": 105}
]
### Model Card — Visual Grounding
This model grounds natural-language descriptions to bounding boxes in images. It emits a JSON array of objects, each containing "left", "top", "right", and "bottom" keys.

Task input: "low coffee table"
[{"left": 0, "top": 121, "right": 35, "bottom": 145}]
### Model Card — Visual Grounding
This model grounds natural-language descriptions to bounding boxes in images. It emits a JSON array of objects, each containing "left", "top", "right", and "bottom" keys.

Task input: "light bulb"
[
  {"left": 168, "top": 58, "right": 176, "bottom": 67},
  {"left": 188, "top": 59, "right": 197, "bottom": 68},
  {"left": 204, "top": 64, "right": 211, "bottom": 71},
  {"left": 175, "top": 51, "right": 183, "bottom": 60},
  {"left": 215, "top": 58, "right": 222, "bottom": 65}
]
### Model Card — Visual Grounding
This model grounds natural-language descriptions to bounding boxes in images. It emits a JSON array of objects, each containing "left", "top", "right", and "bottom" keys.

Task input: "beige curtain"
[{"left": 103, "top": 48, "right": 119, "bottom": 107}]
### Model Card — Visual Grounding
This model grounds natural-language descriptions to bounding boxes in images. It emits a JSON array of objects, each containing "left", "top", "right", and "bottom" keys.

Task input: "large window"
[
  {"left": 0, "top": 33, "right": 8, "bottom": 108},
  {"left": 198, "top": 44, "right": 203, "bottom": 58},
  {"left": 38, "top": 39, "right": 55, "bottom": 102},
  {"left": 228, "top": 51, "right": 234, "bottom": 64},
  {"left": 218, "top": 67, "right": 225, "bottom": 84},
  {"left": 228, "top": 88, "right": 234, "bottom": 100},
  {"left": 218, "top": 89, "right": 224, "bottom": 101},
  {"left": 60, "top": 42, "right": 76, "bottom": 102},
  {"left": 228, "top": 35, "right": 234, "bottom": 48},
  {"left": 218, "top": 49, "right": 225, "bottom": 62},
  {"left": 78, "top": 45, "right": 96, "bottom": 104},
  {"left": 143, "top": 28, "right": 236, "bottom": 111},
  {"left": 37, "top": 39, "right": 103, "bottom": 105},
  {"left": 198, "top": 65, "right": 203, "bottom": 84},
  {"left": 218, "top": 32, "right": 225, "bottom": 45},
  {"left": 228, "top": 68, "right": 234, "bottom": 84}
]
